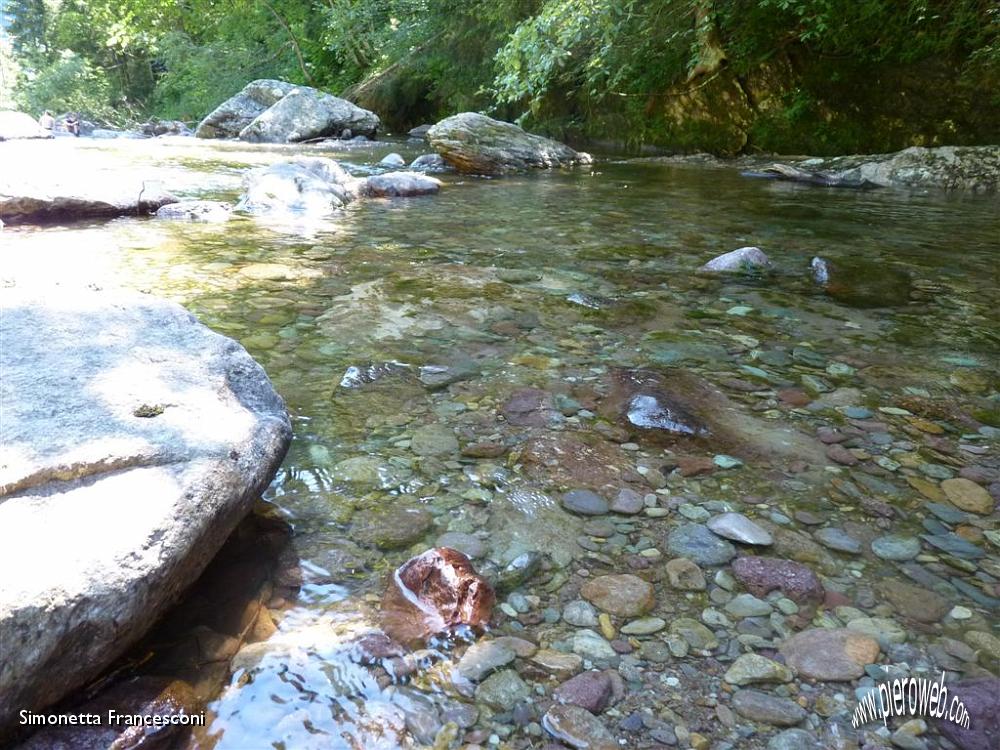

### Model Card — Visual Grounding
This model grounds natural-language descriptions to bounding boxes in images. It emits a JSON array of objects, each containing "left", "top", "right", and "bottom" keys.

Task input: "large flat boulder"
[
  {"left": 238, "top": 86, "right": 380, "bottom": 143},
  {"left": 0, "top": 174, "right": 177, "bottom": 225},
  {"left": 195, "top": 79, "right": 296, "bottom": 138},
  {"left": 0, "top": 110, "right": 51, "bottom": 141},
  {"left": 0, "top": 288, "right": 292, "bottom": 736},
  {"left": 427, "top": 112, "right": 591, "bottom": 175}
]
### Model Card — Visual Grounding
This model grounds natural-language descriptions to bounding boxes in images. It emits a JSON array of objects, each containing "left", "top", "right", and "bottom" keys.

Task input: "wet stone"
[
  {"left": 779, "top": 628, "right": 880, "bottom": 681},
  {"left": 724, "top": 593, "right": 773, "bottom": 618},
  {"left": 609, "top": 488, "right": 644, "bottom": 515},
  {"left": 871, "top": 535, "right": 921, "bottom": 561},
  {"left": 620, "top": 617, "right": 666, "bottom": 635},
  {"left": 542, "top": 704, "right": 617, "bottom": 750},
  {"left": 666, "top": 557, "right": 707, "bottom": 590},
  {"left": 667, "top": 523, "right": 737, "bottom": 566},
  {"left": 731, "top": 690, "right": 807, "bottom": 726},
  {"left": 410, "top": 423, "right": 460, "bottom": 456},
  {"left": 933, "top": 678, "right": 1000, "bottom": 750},
  {"left": 879, "top": 580, "right": 951, "bottom": 623},
  {"left": 768, "top": 728, "right": 819, "bottom": 750},
  {"left": 815, "top": 527, "right": 862, "bottom": 554},
  {"left": 563, "top": 600, "right": 599, "bottom": 627},
  {"left": 553, "top": 670, "right": 615, "bottom": 713},
  {"left": 707, "top": 512, "right": 773, "bottom": 546},
  {"left": 669, "top": 617, "right": 718, "bottom": 651},
  {"left": 731, "top": 556, "right": 824, "bottom": 604},
  {"left": 723, "top": 653, "right": 793, "bottom": 685},
  {"left": 921, "top": 532, "right": 985, "bottom": 559},
  {"left": 571, "top": 629, "right": 617, "bottom": 659},
  {"left": 581, "top": 574, "right": 655, "bottom": 617},
  {"left": 475, "top": 669, "right": 529, "bottom": 710},
  {"left": 562, "top": 489, "right": 610, "bottom": 516},
  {"left": 455, "top": 641, "right": 515, "bottom": 682},
  {"left": 532, "top": 649, "right": 583, "bottom": 677},
  {"left": 941, "top": 477, "right": 995, "bottom": 514}
]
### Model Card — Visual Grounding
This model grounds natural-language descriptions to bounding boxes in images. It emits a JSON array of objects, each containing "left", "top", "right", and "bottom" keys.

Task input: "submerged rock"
[
  {"left": 236, "top": 157, "right": 362, "bottom": 215},
  {"left": 542, "top": 704, "right": 617, "bottom": 749},
  {"left": 410, "top": 153, "right": 448, "bottom": 172},
  {"left": 581, "top": 574, "right": 655, "bottom": 617},
  {"left": 667, "top": 523, "right": 737, "bottom": 566},
  {"left": 809, "top": 255, "right": 913, "bottom": 308},
  {"left": 0, "top": 288, "right": 291, "bottom": 732},
  {"left": 731, "top": 556, "right": 824, "bottom": 603},
  {"left": 156, "top": 200, "right": 232, "bottom": 222},
  {"left": 699, "top": 246, "right": 771, "bottom": 273},
  {"left": 427, "top": 112, "right": 591, "bottom": 175},
  {"left": 380, "top": 547, "right": 495, "bottom": 647},
  {"left": 933, "top": 678, "right": 1000, "bottom": 750},
  {"left": 779, "top": 628, "right": 880, "bottom": 681}
]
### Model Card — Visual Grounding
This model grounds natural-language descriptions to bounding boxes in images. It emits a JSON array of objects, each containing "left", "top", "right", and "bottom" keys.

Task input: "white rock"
[{"left": 699, "top": 246, "right": 771, "bottom": 273}]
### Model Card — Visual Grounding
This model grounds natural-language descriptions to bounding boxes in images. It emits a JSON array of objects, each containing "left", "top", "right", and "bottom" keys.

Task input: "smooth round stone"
[
  {"left": 921, "top": 463, "right": 954, "bottom": 480},
  {"left": 846, "top": 616, "right": 907, "bottom": 648},
  {"left": 670, "top": 617, "right": 718, "bottom": 651},
  {"left": 582, "top": 519, "right": 616, "bottom": 538},
  {"left": 563, "top": 600, "right": 599, "bottom": 627},
  {"left": 713, "top": 454, "right": 743, "bottom": 469},
  {"left": 779, "top": 628, "right": 880, "bottom": 681},
  {"left": 666, "top": 557, "right": 707, "bottom": 590},
  {"left": 667, "top": 523, "right": 737, "bottom": 566},
  {"left": 724, "top": 653, "right": 793, "bottom": 686},
  {"left": 768, "top": 728, "right": 819, "bottom": 750},
  {"left": 410, "top": 423, "right": 460, "bottom": 456},
  {"left": 543, "top": 704, "right": 616, "bottom": 748},
  {"left": 814, "top": 527, "right": 862, "bottom": 554},
  {"left": 562, "top": 489, "right": 610, "bottom": 516},
  {"left": 620, "top": 617, "right": 667, "bottom": 635},
  {"left": 640, "top": 640, "right": 672, "bottom": 663},
  {"left": 436, "top": 531, "right": 486, "bottom": 559},
  {"left": 842, "top": 406, "right": 873, "bottom": 419},
  {"left": 581, "top": 574, "right": 655, "bottom": 617},
  {"left": 724, "top": 593, "right": 773, "bottom": 618},
  {"left": 679, "top": 503, "right": 711, "bottom": 522},
  {"left": 707, "top": 513, "right": 773, "bottom": 546},
  {"left": 476, "top": 669, "right": 529, "bottom": 710},
  {"left": 871, "top": 534, "right": 921, "bottom": 561},
  {"left": 571, "top": 629, "right": 617, "bottom": 659},
  {"left": 610, "top": 488, "right": 644, "bottom": 515},
  {"left": 732, "top": 690, "right": 807, "bottom": 726},
  {"left": 949, "top": 606, "right": 973, "bottom": 620},
  {"left": 941, "top": 478, "right": 995, "bottom": 514}
]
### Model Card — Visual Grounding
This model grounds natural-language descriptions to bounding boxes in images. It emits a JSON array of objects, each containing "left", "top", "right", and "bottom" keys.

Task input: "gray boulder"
[
  {"left": 0, "top": 110, "right": 51, "bottom": 141},
  {"left": 699, "top": 246, "right": 770, "bottom": 273},
  {"left": 195, "top": 79, "right": 296, "bottom": 138},
  {"left": 363, "top": 171, "right": 442, "bottom": 197},
  {"left": 0, "top": 288, "right": 291, "bottom": 735},
  {"left": 427, "top": 112, "right": 591, "bottom": 175},
  {"left": 238, "top": 86, "right": 380, "bottom": 143},
  {"left": 0, "top": 175, "right": 177, "bottom": 225},
  {"left": 409, "top": 153, "right": 448, "bottom": 172},
  {"left": 236, "top": 157, "right": 362, "bottom": 215},
  {"left": 408, "top": 123, "right": 433, "bottom": 139}
]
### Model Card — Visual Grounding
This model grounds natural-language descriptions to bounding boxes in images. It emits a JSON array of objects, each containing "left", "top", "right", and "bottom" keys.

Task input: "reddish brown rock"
[
  {"left": 676, "top": 455, "right": 716, "bottom": 477},
  {"left": 554, "top": 670, "right": 616, "bottom": 713},
  {"left": 933, "top": 678, "right": 1000, "bottom": 750},
  {"left": 825, "top": 443, "right": 859, "bottom": 466},
  {"left": 501, "top": 388, "right": 560, "bottom": 426},
  {"left": 520, "top": 433, "right": 633, "bottom": 492},
  {"left": 381, "top": 547, "right": 495, "bottom": 647},
  {"left": 779, "top": 628, "right": 880, "bottom": 681},
  {"left": 731, "top": 556, "right": 824, "bottom": 604}
]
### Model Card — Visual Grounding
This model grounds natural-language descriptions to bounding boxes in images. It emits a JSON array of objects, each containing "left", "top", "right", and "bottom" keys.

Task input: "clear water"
[{"left": 3, "top": 137, "right": 998, "bottom": 749}]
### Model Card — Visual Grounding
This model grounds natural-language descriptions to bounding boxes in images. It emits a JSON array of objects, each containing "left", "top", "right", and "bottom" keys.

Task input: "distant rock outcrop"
[{"left": 196, "top": 79, "right": 380, "bottom": 142}]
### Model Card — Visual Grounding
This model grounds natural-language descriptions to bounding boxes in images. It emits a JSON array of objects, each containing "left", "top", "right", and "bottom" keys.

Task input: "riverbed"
[{"left": 2, "top": 135, "right": 998, "bottom": 750}]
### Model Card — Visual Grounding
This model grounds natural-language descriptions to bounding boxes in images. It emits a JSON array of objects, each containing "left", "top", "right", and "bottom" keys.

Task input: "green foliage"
[
  {"left": 2, "top": 0, "right": 996, "bottom": 147},
  {"left": 14, "top": 50, "right": 122, "bottom": 123}
]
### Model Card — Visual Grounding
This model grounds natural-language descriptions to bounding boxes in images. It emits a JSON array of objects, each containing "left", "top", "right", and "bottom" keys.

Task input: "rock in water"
[
  {"left": 0, "top": 110, "right": 51, "bottom": 140},
  {"left": 156, "top": 200, "right": 232, "bottom": 222},
  {"left": 779, "top": 628, "right": 880, "bottom": 681},
  {"left": 380, "top": 547, "right": 495, "bottom": 647},
  {"left": 363, "top": 172, "right": 442, "bottom": 197},
  {"left": 809, "top": 256, "right": 913, "bottom": 308},
  {"left": 236, "top": 157, "right": 362, "bottom": 215},
  {"left": 238, "top": 86, "right": 380, "bottom": 143},
  {"left": 196, "top": 79, "right": 296, "bottom": 138},
  {"left": 0, "top": 174, "right": 177, "bottom": 225},
  {"left": 933, "top": 678, "right": 1000, "bottom": 750},
  {"left": 0, "top": 288, "right": 291, "bottom": 733},
  {"left": 427, "top": 112, "right": 591, "bottom": 175},
  {"left": 699, "top": 246, "right": 770, "bottom": 273}
]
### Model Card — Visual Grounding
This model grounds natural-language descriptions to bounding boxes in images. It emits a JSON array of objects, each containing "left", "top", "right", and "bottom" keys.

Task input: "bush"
[{"left": 14, "top": 50, "right": 120, "bottom": 124}]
